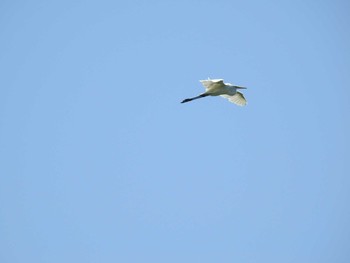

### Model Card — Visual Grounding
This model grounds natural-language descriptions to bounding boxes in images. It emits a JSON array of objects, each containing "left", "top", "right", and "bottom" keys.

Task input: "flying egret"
[{"left": 181, "top": 78, "right": 247, "bottom": 106}]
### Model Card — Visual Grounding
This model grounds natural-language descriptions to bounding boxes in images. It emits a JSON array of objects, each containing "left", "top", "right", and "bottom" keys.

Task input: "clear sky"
[{"left": 1, "top": 0, "right": 349, "bottom": 262}]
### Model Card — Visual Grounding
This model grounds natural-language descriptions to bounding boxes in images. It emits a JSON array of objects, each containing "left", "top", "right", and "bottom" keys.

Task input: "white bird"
[{"left": 181, "top": 78, "right": 247, "bottom": 106}]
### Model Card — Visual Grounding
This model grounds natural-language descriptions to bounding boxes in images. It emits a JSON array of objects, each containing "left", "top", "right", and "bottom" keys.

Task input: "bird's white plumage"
[
  {"left": 221, "top": 92, "right": 247, "bottom": 106},
  {"left": 181, "top": 78, "right": 247, "bottom": 106},
  {"left": 199, "top": 79, "right": 224, "bottom": 89},
  {"left": 199, "top": 79, "right": 232, "bottom": 96}
]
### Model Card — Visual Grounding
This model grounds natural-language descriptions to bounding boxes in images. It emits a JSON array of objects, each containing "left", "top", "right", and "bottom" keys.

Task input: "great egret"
[{"left": 181, "top": 78, "right": 247, "bottom": 106}]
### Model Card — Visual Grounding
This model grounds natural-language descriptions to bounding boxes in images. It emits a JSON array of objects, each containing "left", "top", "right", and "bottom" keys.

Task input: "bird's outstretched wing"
[
  {"left": 221, "top": 92, "right": 247, "bottom": 106},
  {"left": 199, "top": 79, "right": 224, "bottom": 90}
]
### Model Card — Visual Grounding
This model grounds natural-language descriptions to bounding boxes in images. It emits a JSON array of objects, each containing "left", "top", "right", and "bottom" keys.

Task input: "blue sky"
[{"left": 0, "top": 0, "right": 349, "bottom": 262}]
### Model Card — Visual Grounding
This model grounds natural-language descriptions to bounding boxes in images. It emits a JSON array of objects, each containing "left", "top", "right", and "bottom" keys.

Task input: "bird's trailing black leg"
[{"left": 181, "top": 94, "right": 208, "bottom": 103}]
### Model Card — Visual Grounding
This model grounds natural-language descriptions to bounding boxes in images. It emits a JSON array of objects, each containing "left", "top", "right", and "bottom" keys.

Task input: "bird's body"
[{"left": 181, "top": 78, "right": 247, "bottom": 106}]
